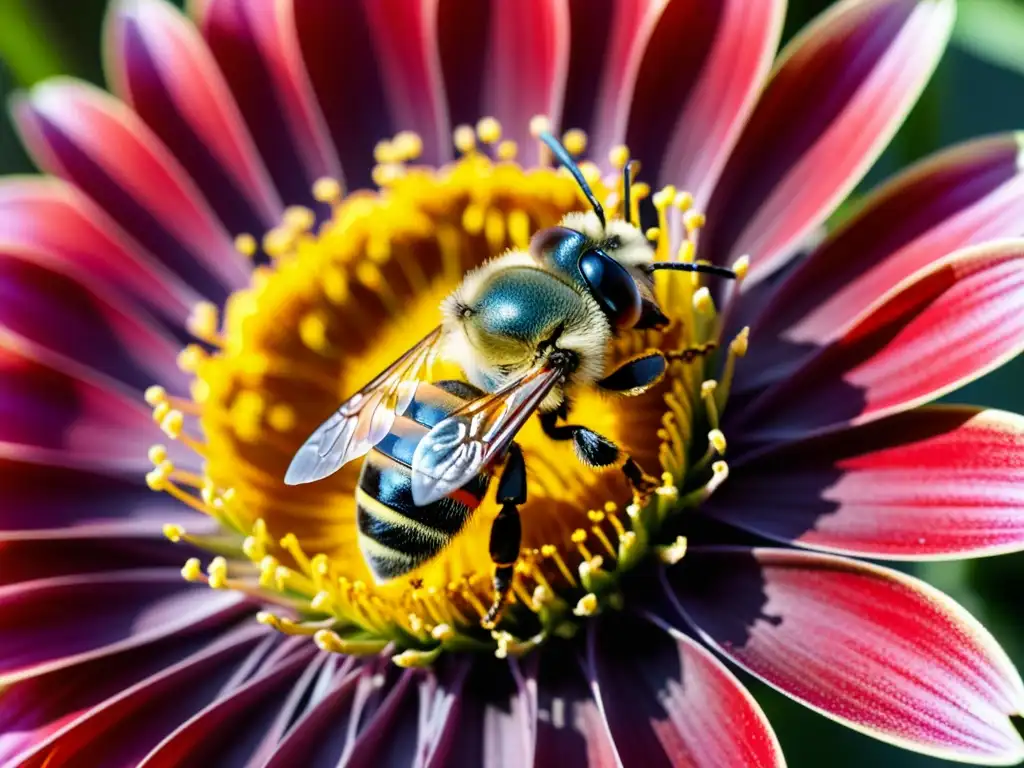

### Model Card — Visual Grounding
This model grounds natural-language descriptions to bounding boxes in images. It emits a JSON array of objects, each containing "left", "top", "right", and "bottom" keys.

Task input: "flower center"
[{"left": 145, "top": 118, "right": 750, "bottom": 663}]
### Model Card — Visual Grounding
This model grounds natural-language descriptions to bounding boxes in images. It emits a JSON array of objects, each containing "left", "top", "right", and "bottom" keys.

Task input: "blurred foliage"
[{"left": 0, "top": 1, "right": 1021, "bottom": 766}]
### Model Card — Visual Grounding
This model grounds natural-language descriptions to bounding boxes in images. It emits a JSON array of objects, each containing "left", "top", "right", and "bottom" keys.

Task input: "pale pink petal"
[
  {"left": 188, "top": 0, "right": 340, "bottom": 204},
  {"left": 106, "top": 0, "right": 283, "bottom": 232},
  {"left": 701, "top": 0, "right": 955, "bottom": 282},
  {"left": 739, "top": 134, "right": 1024, "bottom": 395},
  {"left": 0, "top": 178, "right": 196, "bottom": 325},
  {"left": 589, "top": 612, "right": 785, "bottom": 767},
  {"left": 666, "top": 548, "right": 1024, "bottom": 764},
  {"left": 732, "top": 241, "right": 1024, "bottom": 443},
  {"left": 709, "top": 407, "right": 1024, "bottom": 559},
  {"left": 12, "top": 81, "right": 248, "bottom": 298}
]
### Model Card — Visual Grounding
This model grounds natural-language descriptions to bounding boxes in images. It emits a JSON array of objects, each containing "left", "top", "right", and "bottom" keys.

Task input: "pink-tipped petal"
[
  {"left": 701, "top": 0, "right": 955, "bottom": 281},
  {"left": 12, "top": 81, "right": 248, "bottom": 298},
  {"left": 666, "top": 548, "right": 1024, "bottom": 764},
  {"left": 0, "top": 570, "right": 248, "bottom": 686},
  {"left": 709, "top": 407, "right": 1024, "bottom": 559},
  {"left": 437, "top": 0, "right": 570, "bottom": 162},
  {"left": 740, "top": 134, "right": 1024, "bottom": 394},
  {"left": 0, "top": 178, "right": 196, "bottom": 326},
  {"left": 0, "top": 348, "right": 163, "bottom": 471},
  {"left": 0, "top": 251, "right": 185, "bottom": 392},
  {"left": 7, "top": 622, "right": 271, "bottom": 768},
  {"left": 361, "top": 0, "right": 451, "bottom": 166},
  {"left": 614, "top": 0, "right": 784, "bottom": 202},
  {"left": 733, "top": 240, "right": 1024, "bottom": 442},
  {"left": 588, "top": 612, "right": 785, "bottom": 767},
  {"left": 138, "top": 646, "right": 317, "bottom": 767},
  {"left": 196, "top": 0, "right": 341, "bottom": 200},
  {"left": 106, "top": 0, "right": 283, "bottom": 233}
]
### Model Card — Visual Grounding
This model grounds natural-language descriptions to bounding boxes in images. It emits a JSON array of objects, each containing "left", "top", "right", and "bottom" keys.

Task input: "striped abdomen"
[{"left": 356, "top": 380, "right": 490, "bottom": 582}]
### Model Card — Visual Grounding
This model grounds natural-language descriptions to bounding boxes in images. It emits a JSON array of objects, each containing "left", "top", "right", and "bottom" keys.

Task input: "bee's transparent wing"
[
  {"left": 410, "top": 365, "right": 563, "bottom": 505},
  {"left": 284, "top": 327, "right": 443, "bottom": 485}
]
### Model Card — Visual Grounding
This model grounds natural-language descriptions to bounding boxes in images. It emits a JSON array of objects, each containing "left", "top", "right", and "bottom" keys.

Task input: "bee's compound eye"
[
  {"left": 529, "top": 227, "right": 589, "bottom": 276},
  {"left": 578, "top": 249, "right": 642, "bottom": 329}
]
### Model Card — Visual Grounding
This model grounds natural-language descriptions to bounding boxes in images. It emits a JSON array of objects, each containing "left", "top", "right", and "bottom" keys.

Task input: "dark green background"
[{"left": 1, "top": 0, "right": 1021, "bottom": 765}]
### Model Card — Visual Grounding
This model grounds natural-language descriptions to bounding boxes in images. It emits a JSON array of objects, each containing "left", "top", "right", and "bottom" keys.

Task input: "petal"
[
  {"left": 739, "top": 134, "right": 1024, "bottom": 395},
  {"left": 0, "top": 250, "right": 185, "bottom": 392},
  {"left": 195, "top": 0, "right": 341, "bottom": 201},
  {"left": 709, "top": 407, "right": 1024, "bottom": 559},
  {"left": 617, "top": 0, "right": 784, "bottom": 202},
  {"left": 701, "top": 0, "right": 955, "bottom": 280},
  {"left": 8, "top": 622, "right": 271, "bottom": 768},
  {"left": 0, "top": 178, "right": 196, "bottom": 326},
  {"left": 437, "top": 0, "right": 570, "bottom": 162},
  {"left": 12, "top": 80, "right": 249, "bottom": 300},
  {"left": 0, "top": 348, "right": 162, "bottom": 470},
  {"left": 106, "top": 0, "right": 283, "bottom": 233},
  {"left": 0, "top": 622, "right": 262, "bottom": 766},
  {"left": 666, "top": 548, "right": 1024, "bottom": 764},
  {"left": 732, "top": 240, "right": 1024, "bottom": 443},
  {"left": 0, "top": 570, "right": 248, "bottom": 685},
  {"left": 138, "top": 646, "right": 318, "bottom": 767},
  {"left": 588, "top": 612, "right": 785, "bottom": 768},
  {"left": 529, "top": 646, "right": 620, "bottom": 768}
]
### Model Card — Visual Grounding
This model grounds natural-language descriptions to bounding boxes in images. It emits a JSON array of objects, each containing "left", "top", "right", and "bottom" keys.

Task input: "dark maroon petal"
[
  {"left": 619, "top": 0, "right": 784, "bottom": 202},
  {"left": 437, "top": 0, "right": 570, "bottom": 163},
  {"left": 708, "top": 407, "right": 1024, "bottom": 559},
  {"left": 337, "top": 668, "right": 422, "bottom": 767},
  {"left": 589, "top": 612, "right": 785, "bottom": 767},
  {"left": 193, "top": 0, "right": 341, "bottom": 204},
  {"left": 0, "top": 570, "right": 248, "bottom": 685},
  {"left": 0, "top": 179, "right": 195, "bottom": 327},
  {"left": 0, "top": 621, "right": 262, "bottom": 766},
  {"left": 0, "top": 348, "right": 162, "bottom": 471},
  {"left": 528, "top": 646, "right": 617, "bottom": 768},
  {"left": 0, "top": 251, "right": 185, "bottom": 392},
  {"left": 107, "top": 0, "right": 283, "bottom": 236},
  {"left": 138, "top": 645, "right": 318, "bottom": 767},
  {"left": 9, "top": 622, "right": 273, "bottom": 768},
  {"left": 666, "top": 547, "right": 1024, "bottom": 763},
  {"left": 12, "top": 81, "right": 249, "bottom": 302},
  {"left": 731, "top": 241, "right": 1024, "bottom": 443},
  {"left": 738, "top": 134, "right": 1024, "bottom": 395},
  {"left": 701, "top": 0, "right": 955, "bottom": 278}
]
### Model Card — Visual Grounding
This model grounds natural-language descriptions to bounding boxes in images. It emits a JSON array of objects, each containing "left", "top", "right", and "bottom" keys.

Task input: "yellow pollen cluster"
[{"left": 142, "top": 117, "right": 750, "bottom": 663}]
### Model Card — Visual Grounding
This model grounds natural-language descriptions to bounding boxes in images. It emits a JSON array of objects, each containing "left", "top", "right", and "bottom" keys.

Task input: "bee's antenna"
[
  {"left": 644, "top": 262, "right": 737, "bottom": 280},
  {"left": 622, "top": 161, "right": 635, "bottom": 226},
  {"left": 538, "top": 131, "right": 606, "bottom": 230}
]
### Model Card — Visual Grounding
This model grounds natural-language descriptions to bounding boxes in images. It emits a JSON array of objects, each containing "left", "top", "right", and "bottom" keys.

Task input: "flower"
[{"left": 2, "top": 0, "right": 1024, "bottom": 765}]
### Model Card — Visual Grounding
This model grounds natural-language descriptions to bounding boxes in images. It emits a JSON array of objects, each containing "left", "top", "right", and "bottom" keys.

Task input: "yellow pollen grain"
[
  {"left": 176, "top": 344, "right": 206, "bottom": 373},
  {"left": 283, "top": 206, "right": 315, "bottom": 233},
  {"left": 234, "top": 233, "right": 258, "bottom": 258},
  {"left": 496, "top": 140, "right": 518, "bottom": 161},
  {"left": 374, "top": 140, "right": 398, "bottom": 165},
  {"left": 144, "top": 385, "right": 167, "bottom": 406},
  {"left": 393, "top": 130, "right": 423, "bottom": 160},
  {"left": 608, "top": 145, "right": 629, "bottom": 170},
  {"left": 453, "top": 124, "right": 476, "bottom": 154},
  {"left": 683, "top": 210, "right": 706, "bottom": 232},
  {"left": 653, "top": 185, "right": 676, "bottom": 210},
  {"left": 476, "top": 117, "right": 501, "bottom": 144},
  {"left": 148, "top": 444, "right": 168, "bottom": 465},
  {"left": 312, "top": 177, "right": 342, "bottom": 204},
  {"left": 562, "top": 129, "right": 587, "bottom": 156},
  {"left": 674, "top": 190, "right": 694, "bottom": 211}
]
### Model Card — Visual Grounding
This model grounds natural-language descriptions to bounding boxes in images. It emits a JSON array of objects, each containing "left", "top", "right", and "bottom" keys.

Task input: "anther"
[
  {"left": 573, "top": 593, "right": 599, "bottom": 617},
  {"left": 207, "top": 556, "right": 228, "bottom": 588},
  {"left": 234, "top": 233, "right": 258, "bottom": 258},
  {"left": 148, "top": 444, "right": 168, "bottom": 465},
  {"left": 674, "top": 191, "right": 694, "bottom": 212},
  {"left": 283, "top": 206, "right": 315, "bottom": 233},
  {"left": 571, "top": 529, "right": 593, "bottom": 561},
  {"left": 476, "top": 117, "right": 502, "bottom": 144},
  {"left": 160, "top": 409, "right": 185, "bottom": 439},
  {"left": 657, "top": 535, "right": 688, "bottom": 565},
  {"left": 393, "top": 130, "right": 423, "bottom": 160},
  {"left": 163, "top": 523, "right": 185, "bottom": 543},
  {"left": 693, "top": 287, "right": 715, "bottom": 316},
  {"left": 496, "top": 140, "right": 518, "bottom": 161},
  {"left": 608, "top": 145, "right": 630, "bottom": 170},
  {"left": 562, "top": 129, "right": 587, "bottom": 156},
  {"left": 653, "top": 185, "right": 676, "bottom": 210},
  {"left": 453, "top": 124, "right": 476, "bottom": 154},
  {"left": 708, "top": 429, "right": 727, "bottom": 454},
  {"left": 431, "top": 623, "right": 455, "bottom": 642},
  {"left": 176, "top": 344, "right": 206, "bottom": 373},
  {"left": 144, "top": 385, "right": 167, "bottom": 406},
  {"left": 529, "top": 115, "right": 552, "bottom": 139},
  {"left": 312, "top": 177, "right": 342, "bottom": 204},
  {"left": 181, "top": 558, "right": 204, "bottom": 582},
  {"left": 732, "top": 255, "right": 750, "bottom": 281}
]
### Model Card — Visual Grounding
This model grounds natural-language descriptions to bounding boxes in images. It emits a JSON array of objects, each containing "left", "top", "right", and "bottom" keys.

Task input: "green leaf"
[
  {"left": 954, "top": 0, "right": 1024, "bottom": 76},
  {"left": 0, "top": 0, "right": 69, "bottom": 86}
]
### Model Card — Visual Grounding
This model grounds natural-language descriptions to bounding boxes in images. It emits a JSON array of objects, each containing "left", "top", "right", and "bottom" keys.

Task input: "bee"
[{"left": 284, "top": 131, "right": 736, "bottom": 628}]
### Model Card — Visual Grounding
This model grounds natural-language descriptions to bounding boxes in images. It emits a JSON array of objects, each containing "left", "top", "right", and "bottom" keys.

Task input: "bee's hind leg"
[
  {"left": 482, "top": 443, "right": 525, "bottom": 630},
  {"left": 539, "top": 412, "right": 658, "bottom": 500}
]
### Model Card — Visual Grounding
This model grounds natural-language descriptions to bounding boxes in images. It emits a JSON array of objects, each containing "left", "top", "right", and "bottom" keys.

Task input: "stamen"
[
  {"left": 234, "top": 233, "right": 258, "bottom": 258},
  {"left": 571, "top": 529, "right": 594, "bottom": 561},
  {"left": 453, "top": 124, "right": 476, "bottom": 155},
  {"left": 476, "top": 117, "right": 502, "bottom": 145},
  {"left": 573, "top": 593, "right": 599, "bottom": 617},
  {"left": 562, "top": 129, "right": 587, "bottom": 156},
  {"left": 716, "top": 327, "right": 749, "bottom": 414},
  {"left": 542, "top": 544, "right": 577, "bottom": 586},
  {"left": 657, "top": 535, "right": 688, "bottom": 565},
  {"left": 312, "top": 177, "right": 343, "bottom": 205}
]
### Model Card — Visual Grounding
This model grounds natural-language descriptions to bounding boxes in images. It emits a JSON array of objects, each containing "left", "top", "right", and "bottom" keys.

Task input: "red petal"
[
  {"left": 740, "top": 134, "right": 1024, "bottom": 395},
  {"left": 666, "top": 548, "right": 1024, "bottom": 764},
  {"left": 191, "top": 0, "right": 341, "bottom": 202},
  {"left": 0, "top": 251, "right": 185, "bottom": 392},
  {"left": 701, "top": 0, "right": 955, "bottom": 279},
  {"left": 589, "top": 612, "right": 785, "bottom": 767},
  {"left": 107, "top": 0, "right": 283, "bottom": 233},
  {"left": 12, "top": 81, "right": 249, "bottom": 299},
  {"left": 0, "top": 178, "right": 196, "bottom": 325},
  {"left": 10, "top": 622, "right": 270, "bottom": 768},
  {"left": 733, "top": 241, "right": 1024, "bottom": 442},
  {"left": 620, "top": 0, "right": 784, "bottom": 203},
  {"left": 437, "top": 0, "right": 570, "bottom": 162},
  {"left": 0, "top": 348, "right": 162, "bottom": 471},
  {"left": 0, "top": 570, "right": 248, "bottom": 685},
  {"left": 709, "top": 407, "right": 1024, "bottom": 559}
]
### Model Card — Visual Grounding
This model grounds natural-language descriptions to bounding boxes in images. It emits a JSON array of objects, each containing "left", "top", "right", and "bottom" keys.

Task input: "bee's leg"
[
  {"left": 482, "top": 443, "right": 526, "bottom": 630},
  {"left": 539, "top": 413, "right": 658, "bottom": 498},
  {"left": 664, "top": 341, "right": 717, "bottom": 364}
]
